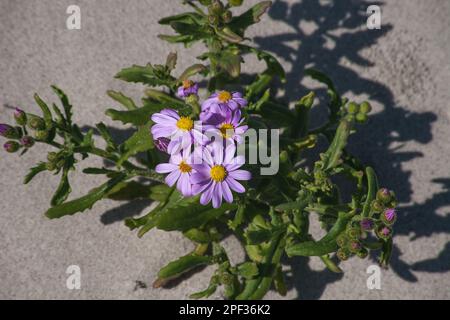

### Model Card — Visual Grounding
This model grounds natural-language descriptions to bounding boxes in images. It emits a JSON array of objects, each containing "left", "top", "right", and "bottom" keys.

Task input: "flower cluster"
[{"left": 151, "top": 82, "right": 251, "bottom": 208}]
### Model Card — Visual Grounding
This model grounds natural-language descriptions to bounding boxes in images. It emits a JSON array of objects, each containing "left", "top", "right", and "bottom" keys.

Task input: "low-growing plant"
[{"left": 1, "top": 0, "right": 397, "bottom": 299}]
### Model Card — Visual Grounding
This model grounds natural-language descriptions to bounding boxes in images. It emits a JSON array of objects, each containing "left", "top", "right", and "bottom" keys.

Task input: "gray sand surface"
[{"left": 0, "top": 0, "right": 449, "bottom": 299}]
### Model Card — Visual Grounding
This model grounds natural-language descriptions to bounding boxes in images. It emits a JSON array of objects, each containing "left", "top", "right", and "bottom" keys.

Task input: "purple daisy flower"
[
  {"left": 151, "top": 109, "right": 206, "bottom": 154},
  {"left": 190, "top": 143, "right": 251, "bottom": 208},
  {"left": 204, "top": 109, "right": 248, "bottom": 144},
  {"left": 177, "top": 80, "right": 199, "bottom": 98},
  {"left": 155, "top": 150, "right": 195, "bottom": 197},
  {"left": 200, "top": 91, "right": 247, "bottom": 123}
]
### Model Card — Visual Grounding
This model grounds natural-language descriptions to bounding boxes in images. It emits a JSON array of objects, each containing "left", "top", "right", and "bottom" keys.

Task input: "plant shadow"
[{"left": 254, "top": 0, "right": 446, "bottom": 299}]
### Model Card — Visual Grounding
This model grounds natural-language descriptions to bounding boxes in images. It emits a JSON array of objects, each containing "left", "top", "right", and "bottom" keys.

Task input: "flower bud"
[
  {"left": 228, "top": 0, "right": 243, "bottom": 6},
  {"left": 355, "top": 112, "right": 368, "bottom": 123},
  {"left": 45, "top": 161, "right": 56, "bottom": 171},
  {"left": 360, "top": 218, "right": 374, "bottom": 231},
  {"left": 47, "top": 152, "right": 58, "bottom": 162},
  {"left": 371, "top": 200, "right": 384, "bottom": 213},
  {"left": 348, "top": 240, "right": 362, "bottom": 253},
  {"left": 356, "top": 248, "right": 369, "bottom": 259},
  {"left": 14, "top": 108, "right": 27, "bottom": 126},
  {"left": 208, "top": 14, "right": 219, "bottom": 25},
  {"left": 154, "top": 137, "right": 170, "bottom": 153},
  {"left": 209, "top": 1, "right": 224, "bottom": 15},
  {"left": 359, "top": 101, "right": 372, "bottom": 114},
  {"left": 346, "top": 225, "right": 361, "bottom": 240},
  {"left": 337, "top": 248, "right": 350, "bottom": 261},
  {"left": 381, "top": 208, "right": 397, "bottom": 225},
  {"left": 220, "top": 273, "right": 234, "bottom": 286},
  {"left": 34, "top": 130, "right": 49, "bottom": 141},
  {"left": 0, "top": 124, "right": 20, "bottom": 139},
  {"left": 28, "top": 116, "right": 45, "bottom": 130},
  {"left": 3, "top": 140, "right": 20, "bottom": 153},
  {"left": 221, "top": 10, "right": 232, "bottom": 23},
  {"left": 347, "top": 102, "right": 359, "bottom": 114},
  {"left": 376, "top": 225, "right": 392, "bottom": 240},
  {"left": 336, "top": 233, "right": 348, "bottom": 247},
  {"left": 376, "top": 188, "right": 391, "bottom": 204},
  {"left": 20, "top": 136, "right": 34, "bottom": 148}
]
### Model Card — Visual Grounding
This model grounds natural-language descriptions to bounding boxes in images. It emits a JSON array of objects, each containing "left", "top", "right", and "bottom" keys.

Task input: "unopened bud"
[
  {"left": 381, "top": 208, "right": 397, "bottom": 225},
  {"left": 347, "top": 102, "right": 359, "bottom": 114},
  {"left": 221, "top": 10, "right": 232, "bottom": 23},
  {"left": 20, "top": 136, "right": 34, "bottom": 148},
  {"left": 154, "top": 137, "right": 170, "bottom": 153},
  {"left": 209, "top": 1, "right": 224, "bottom": 14},
  {"left": 28, "top": 116, "right": 45, "bottom": 130},
  {"left": 0, "top": 124, "right": 20, "bottom": 139},
  {"left": 34, "top": 130, "right": 49, "bottom": 141},
  {"left": 356, "top": 248, "right": 369, "bottom": 259},
  {"left": 337, "top": 248, "right": 350, "bottom": 261},
  {"left": 3, "top": 140, "right": 20, "bottom": 153},
  {"left": 360, "top": 218, "right": 374, "bottom": 231},
  {"left": 208, "top": 14, "right": 219, "bottom": 25},
  {"left": 14, "top": 108, "right": 27, "bottom": 126},
  {"left": 45, "top": 161, "right": 56, "bottom": 171},
  {"left": 47, "top": 152, "right": 58, "bottom": 162},
  {"left": 346, "top": 226, "right": 361, "bottom": 240},
  {"left": 359, "top": 101, "right": 372, "bottom": 114},
  {"left": 355, "top": 112, "right": 368, "bottom": 123},
  {"left": 376, "top": 188, "right": 392, "bottom": 204},
  {"left": 371, "top": 200, "right": 384, "bottom": 213},
  {"left": 376, "top": 225, "right": 392, "bottom": 240},
  {"left": 336, "top": 233, "right": 348, "bottom": 247},
  {"left": 348, "top": 240, "right": 362, "bottom": 253}
]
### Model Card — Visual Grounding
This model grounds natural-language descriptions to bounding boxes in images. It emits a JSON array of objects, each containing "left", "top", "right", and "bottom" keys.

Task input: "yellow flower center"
[
  {"left": 182, "top": 80, "right": 194, "bottom": 89},
  {"left": 178, "top": 161, "right": 192, "bottom": 173},
  {"left": 219, "top": 123, "right": 235, "bottom": 138},
  {"left": 176, "top": 116, "right": 194, "bottom": 131},
  {"left": 218, "top": 91, "right": 232, "bottom": 103},
  {"left": 210, "top": 165, "right": 227, "bottom": 182}
]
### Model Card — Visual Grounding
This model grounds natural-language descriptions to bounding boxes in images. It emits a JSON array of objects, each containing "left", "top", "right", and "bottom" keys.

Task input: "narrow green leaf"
[
  {"left": 95, "top": 122, "right": 116, "bottom": 149},
  {"left": 50, "top": 162, "right": 72, "bottom": 206},
  {"left": 107, "top": 90, "right": 137, "bottom": 110},
  {"left": 45, "top": 174, "right": 127, "bottom": 219},
  {"left": 33, "top": 93, "right": 52, "bottom": 126},
  {"left": 178, "top": 64, "right": 207, "bottom": 81},
  {"left": 51, "top": 86, "right": 73, "bottom": 125},
  {"left": 24, "top": 162, "right": 47, "bottom": 184},
  {"left": 117, "top": 123, "right": 154, "bottom": 167},
  {"left": 321, "top": 119, "right": 351, "bottom": 171},
  {"left": 229, "top": 1, "right": 272, "bottom": 36},
  {"left": 362, "top": 167, "right": 379, "bottom": 217}
]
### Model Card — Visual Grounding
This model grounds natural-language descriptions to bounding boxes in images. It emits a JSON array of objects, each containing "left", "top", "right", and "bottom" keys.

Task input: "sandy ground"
[{"left": 0, "top": 0, "right": 449, "bottom": 299}]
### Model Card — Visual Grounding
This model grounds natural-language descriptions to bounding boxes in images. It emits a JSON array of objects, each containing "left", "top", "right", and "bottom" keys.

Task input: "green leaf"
[
  {"left": 50, "top": 160, "right": 72, "bottom": 206},
  {"left": 34, "top": 93, "right": 52, "bottom": 127},
  {"left": 154, "top": 254, "right": 211, "bottom": 287},
  {"left": 156, "top": 200, "right": 237, "bottom": 232},
  {"left": 24, "top": 162, "right": 47, "bottom": 184},
  {"left": 218, "top": 51, "right": 241, "bottom": 78},
  {"left": 117, "top": 123, "right": 154, "bottom": 167},
  {"left": 106, "top": 181, "right": 151, "bottom": 201},
  {"left": 229, "top": 1, "right": 272, "bottom": 36},
  {"left": 304, "top": 68, "right": 336, "bottom": 93},
  {"left": 158, "top": 34, "right": 196, "bottom": 45},
  {"left": 321, "top": 119, "right": 351, "bottom": 172},
  {"left": 45, "top": 174, "right": 127, "bottom": 219},
  {"left": 285, "top": 211, "right": 352, "bottom": 257},
  {"left": 159, "top": 12, "right": 205, "bottom": 25},
  {"left": 190, "top": 283, "right": 218, "bottom": 299},
  {"left": 245, "top": 229, "right": 272, "bottom": 245},
  {"left": 95, "top": 123, "right": 116, "bottom": 149},
  {"left": 51, "top": 86, "right": 73, "bottom": 125},
  {"left": 107, "top": 90, "right": 137, "bottom": 110},
  {"left": 215, "top": 27, "right": 244, "bottom": 43},
  {"left": 115, "top": 64, "right": 174, "bottom": 87},
  {"left": 183, "top": 228, "right": 213, "bottom": 244},
  {"left": 237, "top": 262, "right": 259, "bottom": 279},
  {"left": 362, "top": 167, "right": 379, "bottom": 217},
  {"left": 105, "top": 103, "right": 163, "bottom": 125},
  {"left": 144, "top": 89, "right": 191, "bottom": 112}
]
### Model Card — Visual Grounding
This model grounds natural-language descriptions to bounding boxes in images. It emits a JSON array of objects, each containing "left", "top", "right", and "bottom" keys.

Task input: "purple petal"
[
  {"left": 177, "top": 173, "right": 192, "bottom": 196},
  {"left": 212, "top": 183, "right": 223, "bottom": 208},
  {"left": 191, "top": 172, "right": 209, "bottom": 184},
  {"left": 200, "top": 182, "right": 214, "bottom": 205},
  {"left": 165, "top": 170, "right": 181, "bottom": 187},
  {"left": 151, "top": 113, "right": 178, "bottom": 124},
  {"left": 229, "top": 170, "right": 251, "bottom": 181},
  {"left": 151, "top": 124, "right": 176, "bottom": 138},
  {"left": 222, "top": 181, "right": 233, "bottom": 203},
  {"left": 212, "top": 142, "right": 224, "bottom": 164},
  {"left": 160, "top": 109, "right": 180, "bottom": 118},
  {"left": 155, "top": 163, "right": 177, "bottom": 173},
  {"left": 226, "top": 177, "right": 245, "bottom": 193}
]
